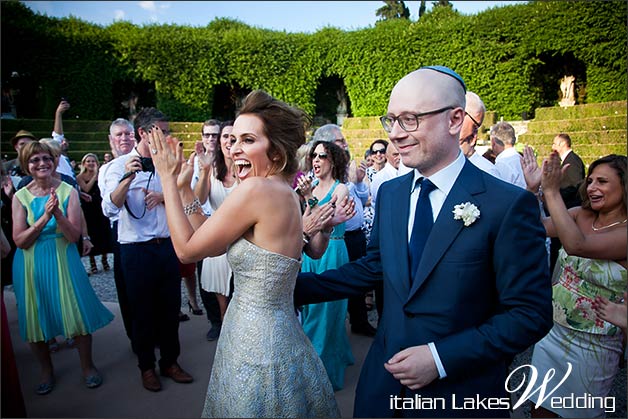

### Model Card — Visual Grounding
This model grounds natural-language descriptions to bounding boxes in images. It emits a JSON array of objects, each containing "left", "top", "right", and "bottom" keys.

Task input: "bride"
[{"left": 149, "top": 90, "right": 340, "bottom": 418}]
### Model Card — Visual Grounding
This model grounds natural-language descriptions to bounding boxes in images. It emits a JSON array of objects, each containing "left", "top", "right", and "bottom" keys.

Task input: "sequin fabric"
[{"left": 202, "top": 238, "right": 340, "bottom": 418}]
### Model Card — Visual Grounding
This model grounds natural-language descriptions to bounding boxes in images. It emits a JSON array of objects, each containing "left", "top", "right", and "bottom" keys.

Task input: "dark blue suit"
[{"left": 295, "top": 160, "right": 553, "bottom": 417}]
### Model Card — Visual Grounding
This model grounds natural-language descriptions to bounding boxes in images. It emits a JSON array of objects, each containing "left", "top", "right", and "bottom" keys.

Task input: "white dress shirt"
[
  {"left": 370, "top": 162, "right": 399, "bottom": 206},
  {"left": 100, "top": 148, "right": 170, "bottom": 243},
  {"left": 407, "top": 150, "right": 466, "bottom": 380},
  {"left": 494, "top": 147, "right": 526, "bottom": 189},
  {"left": 469, "top": 151, "right": 502, "bottom": 180}
]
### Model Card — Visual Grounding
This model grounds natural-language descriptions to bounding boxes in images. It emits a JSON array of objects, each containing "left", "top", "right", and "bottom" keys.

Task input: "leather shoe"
[
  {"left": 351, "top": 323, "right": 377, "bottom": 337},
  {"left": 160, "top": 363, "right": 193, "bottom": 383},
  {"left": 141, "top": 369, "right": 162, "bottom": 392}
]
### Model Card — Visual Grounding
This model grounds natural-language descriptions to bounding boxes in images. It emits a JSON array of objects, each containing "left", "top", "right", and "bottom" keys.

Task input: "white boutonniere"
[{"left": 453, "top": 202, "right": 480, "bottom": 227}]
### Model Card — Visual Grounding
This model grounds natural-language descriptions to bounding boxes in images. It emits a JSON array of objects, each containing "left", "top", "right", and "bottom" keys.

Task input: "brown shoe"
[
  {"left": 160, "top": 363, "right": 193, "bottom": 383},
  {"left": 141, "top": 369, "right": 162, "bottom": 392}
]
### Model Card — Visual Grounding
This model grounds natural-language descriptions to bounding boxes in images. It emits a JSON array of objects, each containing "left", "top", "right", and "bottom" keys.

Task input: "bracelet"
[
  {"left": 307, "top": 197, "right": 319, "bottom": 208},
  {"left": 82, "top": 236, "right": 91, "bottom": 241},
  {"left": 302, "top": 232, "right": 310, "bottom": 245},
  {"left": 183, "top": 197, "right": 202, "bottom": 216}
]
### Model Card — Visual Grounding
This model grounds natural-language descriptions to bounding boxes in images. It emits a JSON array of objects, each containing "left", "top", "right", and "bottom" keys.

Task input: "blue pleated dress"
[
  {"left": 12, "top": 182, "right": 114, "bottom": 343},
  {"left": 301, "top": 180, "right": 355, "bottom": 391}
]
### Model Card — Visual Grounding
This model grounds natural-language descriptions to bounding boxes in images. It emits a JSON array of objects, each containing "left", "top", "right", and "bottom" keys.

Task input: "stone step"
[
  {"left": 533, "top": 100, "right": 626, "bottom": 121},
  {"left": 525, "top": 115, "right": 626, "bottom": 133}
]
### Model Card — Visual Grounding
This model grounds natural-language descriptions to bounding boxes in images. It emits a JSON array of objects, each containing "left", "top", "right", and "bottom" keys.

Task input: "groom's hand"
[{"left": 384, "top": 345, "right": 438, "bottom": 390}]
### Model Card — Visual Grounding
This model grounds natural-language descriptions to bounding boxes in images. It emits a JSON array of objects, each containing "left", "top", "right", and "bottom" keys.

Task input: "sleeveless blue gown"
[{"left": 301, "top": 180, "right": 355, "bottom": 391}]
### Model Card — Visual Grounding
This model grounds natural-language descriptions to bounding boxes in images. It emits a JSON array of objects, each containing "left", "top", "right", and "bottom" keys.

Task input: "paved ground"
[{"left": 2, "top": 254, "right": 625, "bottom": 418}]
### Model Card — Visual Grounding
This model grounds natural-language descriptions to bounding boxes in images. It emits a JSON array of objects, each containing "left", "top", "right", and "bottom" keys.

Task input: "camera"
[{"left": 140, "top": 157, "right": 155, "bottom": 172}]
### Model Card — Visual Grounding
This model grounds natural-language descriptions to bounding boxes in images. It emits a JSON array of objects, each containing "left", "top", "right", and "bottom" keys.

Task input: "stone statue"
[{"left": 559, "top": 75, "right": 576, "bottom": 107}]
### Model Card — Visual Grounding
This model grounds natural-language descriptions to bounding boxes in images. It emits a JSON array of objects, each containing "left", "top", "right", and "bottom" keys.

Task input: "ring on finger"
[{"left": 151, "top": 148, "right": 158, "bottom": 154}]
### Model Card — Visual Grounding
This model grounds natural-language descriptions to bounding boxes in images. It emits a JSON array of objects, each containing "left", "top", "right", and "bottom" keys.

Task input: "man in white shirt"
[
  {"left": 491, "top": 121, "right": 526, "bottom": 188},
  {"left": 459, "top": 92, "right": 502, "bottom": 180},
  {"left": 98, "top": 118, "right": 135, "bottom": 347},
  {"left": 101, "top": 108, "right": 193, "bottom": 392},
  {"left": 370, "top": 142, "right": 401, "bottom": 206}
]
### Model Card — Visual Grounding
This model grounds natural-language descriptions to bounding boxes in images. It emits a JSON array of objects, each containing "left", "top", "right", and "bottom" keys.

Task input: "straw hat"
[{"left": 10, "top": 129, "right": 38, "bottom": 147}]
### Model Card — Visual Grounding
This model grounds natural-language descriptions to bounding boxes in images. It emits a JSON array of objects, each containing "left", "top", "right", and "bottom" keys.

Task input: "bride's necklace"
[{"left": 591, "top": 217, "right": 627, "bottom": 231}]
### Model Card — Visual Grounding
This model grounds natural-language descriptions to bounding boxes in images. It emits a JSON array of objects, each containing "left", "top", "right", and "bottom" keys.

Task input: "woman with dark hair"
[
  {"left": 12, "top": 142, "right": 113, "bottom": 395},
  {"left": 523, "top": 151, "right": 627, "bottom": 418},
  {"left": 77, "top": 153, "right": 112, "bottom": 274},
  {"left": 149, "top": 90, "right": 339, "bottom": 417},
  {"left": 298, "top": 140, "right": 354, "bottom": 391}
]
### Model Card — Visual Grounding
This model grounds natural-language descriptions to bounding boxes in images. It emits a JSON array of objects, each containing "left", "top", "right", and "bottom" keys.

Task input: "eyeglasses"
[
  {"left": 310, "top": 152, "right": 329, "bottom": 160},
  {"left": 372, "top": 149, "right": 386, "bottom": 155},
  {"left": 380, "top": 106, "right": 454, "bottom": 133},
  {"left": 28, "top": 156, "right": 54, "bottom": 164},
  {"left": 465, "top": 112, "right": 482, "bottom": 129},
  {"left": 202, "top": 133, "right": 219, "bottom": 139}
]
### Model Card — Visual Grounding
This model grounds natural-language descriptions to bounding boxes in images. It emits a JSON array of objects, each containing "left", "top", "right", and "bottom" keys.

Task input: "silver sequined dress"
[{"left": 202, "top": 238, "right": 340, "bottom": 418}]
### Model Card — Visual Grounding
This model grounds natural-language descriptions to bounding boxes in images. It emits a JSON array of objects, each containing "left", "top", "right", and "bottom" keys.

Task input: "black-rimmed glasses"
[
  {"left": 202, "top": 133, "right": 219, "bottom": 139},
  {"left": 465, "top": 112, "right": 482, "bottom": 129},
  {"left": 380, "top": 106, "right": 454, "bottom": 133}
]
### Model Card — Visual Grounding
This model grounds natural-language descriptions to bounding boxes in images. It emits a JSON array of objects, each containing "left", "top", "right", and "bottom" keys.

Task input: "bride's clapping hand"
[{"left": 148, "top": 124, "right": 183, "bottom": 179}]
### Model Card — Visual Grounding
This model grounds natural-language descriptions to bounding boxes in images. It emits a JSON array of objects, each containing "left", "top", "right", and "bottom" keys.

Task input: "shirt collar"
[{"left": 411, "top": 150, "right": 465, "bottom": 194}]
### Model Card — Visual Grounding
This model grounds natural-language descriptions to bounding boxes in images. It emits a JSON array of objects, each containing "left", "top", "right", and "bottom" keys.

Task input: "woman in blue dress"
[
  {"left": 300, "top": 140, "right": 355, "bottom": 391},
  {"left": 12, "top": 141, "right": 113, "bottom": 395}
]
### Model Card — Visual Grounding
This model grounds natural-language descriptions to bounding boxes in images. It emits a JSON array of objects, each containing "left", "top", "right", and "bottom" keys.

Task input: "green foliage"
[{"left": 1, "top": 0, "right": 626, "bottom": 122}]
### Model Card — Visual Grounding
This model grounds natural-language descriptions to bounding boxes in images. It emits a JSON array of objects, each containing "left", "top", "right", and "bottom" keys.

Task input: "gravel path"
[{"left": 82, "top": 255, "right": 626, "bottom": 418}]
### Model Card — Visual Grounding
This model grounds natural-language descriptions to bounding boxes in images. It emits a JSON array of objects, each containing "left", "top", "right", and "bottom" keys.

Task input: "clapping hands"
[{"left": 148, "top": 125, "right": 183, "bottom": 179}]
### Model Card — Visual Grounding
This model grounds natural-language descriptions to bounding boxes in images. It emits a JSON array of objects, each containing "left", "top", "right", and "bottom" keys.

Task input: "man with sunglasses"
[
  {"left": 296, "top": 66, "right": 551, "bottom": 417},
  {"left": 459, "top": 92, "right": 502, "bottom": 179}
]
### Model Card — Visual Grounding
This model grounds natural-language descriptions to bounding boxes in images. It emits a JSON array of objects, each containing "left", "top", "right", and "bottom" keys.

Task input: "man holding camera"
[{"left": 101, "top": 107, "right": 193, "bottom": 392}]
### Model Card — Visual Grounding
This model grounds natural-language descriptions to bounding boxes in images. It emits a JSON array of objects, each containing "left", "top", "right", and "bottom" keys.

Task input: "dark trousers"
[
  {"left": 111, "top": 221, "right": 133, "bottom": 342},
  {"left": 344, "top": 229, "right": 372, "bottom": 328},
  {"left": 196, "top": 261, "right": 222, "bottom": 328},
  {"left": 121, "top": 239, "right": 181, "bottom": 372}
]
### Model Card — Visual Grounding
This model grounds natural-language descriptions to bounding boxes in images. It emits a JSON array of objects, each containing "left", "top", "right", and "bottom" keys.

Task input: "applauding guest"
[
  {"left": 523, "top": 151, "right": 627, "bottom": 418},
  {"left": 12, "top": 141, "right": 113, "bottom": 395}
]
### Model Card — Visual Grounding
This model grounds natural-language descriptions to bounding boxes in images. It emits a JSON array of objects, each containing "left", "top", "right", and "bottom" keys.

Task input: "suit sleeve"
[
  {"left": 294, "top": 188, "right": 385, "bottom": 306},
  {"left": 434, "top": 190, "right": 553, "bottom": 376}
]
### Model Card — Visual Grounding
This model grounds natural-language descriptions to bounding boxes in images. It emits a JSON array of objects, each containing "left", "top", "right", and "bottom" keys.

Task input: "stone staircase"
[
  {"left": 1, "top": 119, "right": 205, "bottom": 164},
  {"left": 517, "top": 101, "right": 626, "bottom": 166},
  {"left": 340, "top": 101, "right": 626, "bottom": 166}
]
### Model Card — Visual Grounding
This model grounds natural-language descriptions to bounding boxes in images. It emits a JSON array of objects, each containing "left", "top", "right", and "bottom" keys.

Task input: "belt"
[{"left": 135, "top": 237, "right": 170, "bottom": 245}]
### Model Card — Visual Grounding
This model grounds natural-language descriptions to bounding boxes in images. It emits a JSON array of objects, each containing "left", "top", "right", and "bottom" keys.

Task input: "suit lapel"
[
  {"left": 386, "top": 172, "right": 414, "bottom": 301},
  {"left": 406, "top": 161, "right": 486, "bottom": 302}
]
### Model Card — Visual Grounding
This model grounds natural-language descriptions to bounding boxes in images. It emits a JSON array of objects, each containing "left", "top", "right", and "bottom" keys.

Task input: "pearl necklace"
[{"left": 591, "top": 217, "right": 627, "bottom": 231}]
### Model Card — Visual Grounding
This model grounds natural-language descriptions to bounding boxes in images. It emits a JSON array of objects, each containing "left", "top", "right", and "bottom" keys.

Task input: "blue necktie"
[{"left": 409, "top": 178, "right": 436, "bottom": 281}]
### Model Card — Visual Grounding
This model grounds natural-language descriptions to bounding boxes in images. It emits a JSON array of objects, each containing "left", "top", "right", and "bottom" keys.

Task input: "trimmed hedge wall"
[{"left": 1, "top": 1, "right": 626, "bottom": 122}]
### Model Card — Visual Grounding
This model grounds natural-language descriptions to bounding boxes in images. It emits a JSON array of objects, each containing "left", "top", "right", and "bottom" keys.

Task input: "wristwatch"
[{"left": 82, "top": 236, "right": 92, "bottom": 241}]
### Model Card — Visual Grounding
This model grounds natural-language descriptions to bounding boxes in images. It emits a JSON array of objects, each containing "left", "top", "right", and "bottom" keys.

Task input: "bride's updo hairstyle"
[{"left": 237, "top": 90, "right": 311, "bottom": 177}]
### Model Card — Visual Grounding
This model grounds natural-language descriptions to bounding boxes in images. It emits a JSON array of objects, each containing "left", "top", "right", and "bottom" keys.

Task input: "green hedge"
[{"left": 1, "top": 1, "right": 626, "bottom": 121}]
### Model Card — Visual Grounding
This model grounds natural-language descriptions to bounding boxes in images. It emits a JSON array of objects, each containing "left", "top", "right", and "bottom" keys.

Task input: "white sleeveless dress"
[{"left": 200, "top": 174, "right": 237, "bottom": 296}]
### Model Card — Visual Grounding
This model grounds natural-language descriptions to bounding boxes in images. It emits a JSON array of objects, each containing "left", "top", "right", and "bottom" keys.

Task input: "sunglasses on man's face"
[
  {"left": 372, "top": 149, "right": 386, "bottom": 155},
  {"left": 311, "top": 152, "right": 329, "bottom": 160}
]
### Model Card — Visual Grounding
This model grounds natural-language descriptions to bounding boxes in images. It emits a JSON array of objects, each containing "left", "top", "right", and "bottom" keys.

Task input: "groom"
[{"left": 295, "top": 66, "right": 553, "bottom": 418}]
